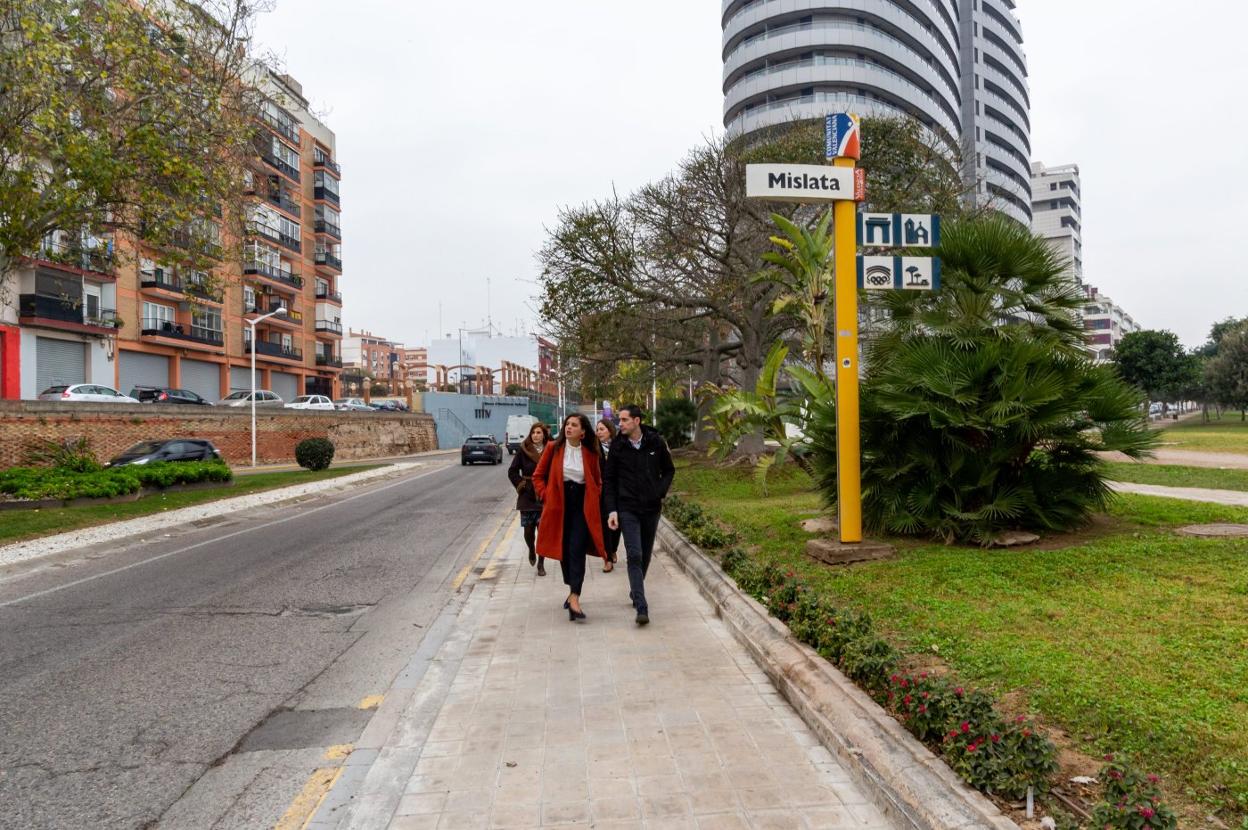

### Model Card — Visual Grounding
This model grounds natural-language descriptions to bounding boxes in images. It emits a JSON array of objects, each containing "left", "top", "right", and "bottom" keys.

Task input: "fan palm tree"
[{"left": 808, "top": 215, "right": 1156, "bottom": 544}]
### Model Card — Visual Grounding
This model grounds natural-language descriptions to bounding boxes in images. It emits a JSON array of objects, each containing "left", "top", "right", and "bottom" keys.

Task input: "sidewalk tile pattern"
[{"left": 381, "top": 537, "right": 895, "bottom": 830}]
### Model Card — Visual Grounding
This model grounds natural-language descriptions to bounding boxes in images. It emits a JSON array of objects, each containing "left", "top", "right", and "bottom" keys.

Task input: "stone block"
[{"left": 805, "top": 538, "right": 895, "bottom": 566}]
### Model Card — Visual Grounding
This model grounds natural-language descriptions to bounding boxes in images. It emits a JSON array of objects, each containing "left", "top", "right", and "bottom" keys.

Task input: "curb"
[
  {"left": 657, "top": 521, "right": 1019, "bottom": 830},
  {"left": 0, "top": 462, "right": 426, "bottom": 571}
]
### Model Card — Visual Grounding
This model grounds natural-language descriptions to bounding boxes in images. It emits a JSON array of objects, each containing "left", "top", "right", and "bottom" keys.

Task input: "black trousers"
[
  {"left": 619, "top": 509, "right": 661, "bottom": 613},
  {"left": 560, "top": 480, "right": 591, "bottom": 594}
]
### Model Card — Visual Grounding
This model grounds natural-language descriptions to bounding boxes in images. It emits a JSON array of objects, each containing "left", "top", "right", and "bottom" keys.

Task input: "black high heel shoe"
[{"left": 568, "top": 607, "right": 587, "bottom": 622}]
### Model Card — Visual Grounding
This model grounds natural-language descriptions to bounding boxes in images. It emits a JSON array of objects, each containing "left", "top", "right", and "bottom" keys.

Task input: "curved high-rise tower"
[{"left": 722, "top": 0, "right": 1032, "bottom": 224}]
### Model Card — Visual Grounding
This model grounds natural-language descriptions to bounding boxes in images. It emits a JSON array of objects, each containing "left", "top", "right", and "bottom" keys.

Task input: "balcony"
[
  {"left": 249, "top": 224, "right": 302, "bottom": 254},
  {"left": 315, "top": 251, "right": 342, "bottom": 272},
  {"left": 244, "top": 261, "right": 304, "bottom": 291},
  {"left": 141, "top": 318, "right": 224, "bottom": 347},
  {"left": 247, "top": 340, "right": 303, "bottom": 362},
  {"left": 185, "top": 281, "right": 223, "bottom": 304},
  {"left": 316, "top": 354, "right": 343, "bottom": 368},
  {"left": 313, "top": 154, "right": 340, "bottom": 175},
  {"left": 20, "top": 294, "right": 121, "bottom": 333},
  {"left": 267, "top": 191, "right": 302, "bottom": 218},
  {"left": 34, "top": 238, "right": 115, "bottom": 277},
  {"left": 314, "top": 219, "right": 342, "bottom": 240},
  {"left": 315, "top": 319, "right": 343, "bottom": 335},
  {"left": 315, "top": 287, "right": 343, "bottom": 303},
  {"left": 313, "top": 185, "right": 340, "bottom": 206},
  {"left": 260, "top": 108, "right": 300, "bottom": 145},
  {"left": 260, "top": 148, "right": 300, "bottom": 183},
  {"left": 140, "top": 272, "right": 183, "bottom": 295},
  {"left": 245, "top": 301, "right": 303, "bottom": 325}
]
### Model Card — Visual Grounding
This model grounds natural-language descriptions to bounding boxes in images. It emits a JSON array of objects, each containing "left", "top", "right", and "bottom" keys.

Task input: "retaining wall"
[{"left": 0, "top": 401, "right": 437, "bottom": 467}]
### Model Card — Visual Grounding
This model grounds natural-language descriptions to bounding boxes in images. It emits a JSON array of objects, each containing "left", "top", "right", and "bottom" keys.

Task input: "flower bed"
[
  {"left": 0, "top": 461, "right": 232, "bottom": 503},
  {"left": 665, "top": 494, "right": 1179, "bottom": 829}
]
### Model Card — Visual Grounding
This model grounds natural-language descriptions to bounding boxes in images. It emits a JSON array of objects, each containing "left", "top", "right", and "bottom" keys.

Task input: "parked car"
[
  {"left": 218, "top": 390, "right": 284, "bottom": 407},
  {"left": 130, "top": 386, "right": 213, "bottom": 405},
  {"left": 461, "top": 435, "right": 503, "bottom": 465},
  {"left": 104, "top": 439, "right": 222, "bottom": 467},
  {"left": 334, "top": 398, "right": 373, "bottom": 411},
  {"left": 285, "top": 395, "right": 335, "bottom": 410},
  {"left": 38, "top": 384, "right": 139, "bottom": 403},
  {"left": 372, "top": 399, "right": 409, "bottom": 412}
]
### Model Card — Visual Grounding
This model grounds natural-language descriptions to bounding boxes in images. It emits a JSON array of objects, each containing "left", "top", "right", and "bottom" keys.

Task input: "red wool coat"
[{"left": 532, "top": 442, "right": 606, "bottom": 562}]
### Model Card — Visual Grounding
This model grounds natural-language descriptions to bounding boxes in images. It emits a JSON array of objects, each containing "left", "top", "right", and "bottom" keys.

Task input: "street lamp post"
[{"left": 246, "top": 305, "right": 287, "bottom": 467}]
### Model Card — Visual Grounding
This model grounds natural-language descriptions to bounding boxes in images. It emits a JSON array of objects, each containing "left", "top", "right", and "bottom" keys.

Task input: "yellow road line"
[
  {"left": 323, "top": 743, "right": 353, "bottom": 760},
  {"left": 479, "top": 514, "right": 520, "bottom": 580},
  {"left": 356, "top": 694, "right": 384, "bottom": 710},
  {"left": 451, "top": 511, "right": 511, "bottom": 591},
  {"left": 274, "top": 765, "right": 343, "bottom": 830}
]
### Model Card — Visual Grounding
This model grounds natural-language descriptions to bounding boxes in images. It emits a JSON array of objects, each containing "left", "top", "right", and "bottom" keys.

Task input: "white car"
[
  {"left": 285, "top": 394, "right": 335, "bottom": 410},
  {"left": 218, "top": 390, "right": 284, "bottom": 407},
  {"left": 334, "top": 398, "right": 373, "bottom": 411},
  {"left": 38, "top": 384, "right": 140, "bottom": 403}
]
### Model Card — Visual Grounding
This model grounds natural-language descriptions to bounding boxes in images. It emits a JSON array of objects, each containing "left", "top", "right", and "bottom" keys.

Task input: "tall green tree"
[
  {"left": 0, "top": 0, "right": 266, "bottom": 302},
  {"left": 1205, "top": 321, "right": 1248, "bottom": 419},
  {"left": 807, "top": 216, "right": 1155, "bottom": 545},
  {"left": 1111, "top": 330, "right": 1196, "bottom": 412}
]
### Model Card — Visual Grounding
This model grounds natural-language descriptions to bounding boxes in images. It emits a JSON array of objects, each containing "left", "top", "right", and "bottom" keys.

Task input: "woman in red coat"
[{"left": 533, "top": 413, "right": 606, "bottom": 621}]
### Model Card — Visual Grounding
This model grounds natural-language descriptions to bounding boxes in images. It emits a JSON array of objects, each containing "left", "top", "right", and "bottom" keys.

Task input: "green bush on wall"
[{"left": 295, "top": 438, "right": 335, "bottom": 471}]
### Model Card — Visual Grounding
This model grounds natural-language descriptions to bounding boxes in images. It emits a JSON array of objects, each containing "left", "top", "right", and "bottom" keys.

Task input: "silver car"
[
  {"left": 218, "top": 390, "right": 284, "bottom": 407},
  {"left": 334, "top": 398, "right": 373, "bottom": 411},
  {"left": 38, "top": 384, "right": 140, "bottom": 403},
  {"left": 285, "top": 394, "right": 335, "bottom": 410}
]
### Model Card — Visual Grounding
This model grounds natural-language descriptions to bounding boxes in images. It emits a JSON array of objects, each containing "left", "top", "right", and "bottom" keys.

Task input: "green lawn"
[
  {"left": 1105, "top": 460, "right": 1248, "bottom": 492},
  {"left": 1157, "top": 416, "right": 1248, "bottom": 454},
  {"left": 675, "top": 461, "right": 1248, "bottom": 823},
  {"left": 0, "top": 465, "right": 379, "bottom": 546}
]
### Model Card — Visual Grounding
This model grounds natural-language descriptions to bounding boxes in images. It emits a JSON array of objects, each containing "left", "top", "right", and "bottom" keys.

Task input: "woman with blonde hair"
[{"left": 533, "top": 413, "right": 606, "bottom": 621}]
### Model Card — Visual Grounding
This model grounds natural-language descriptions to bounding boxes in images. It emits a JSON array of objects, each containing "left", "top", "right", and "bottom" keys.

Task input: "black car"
[
  {"left": 130, "top": 386, "right": 213, "bottom": 405},
  {"left": 105, "top": 439, "right": 223, "bottom": 467},
  {"left": 372, "top": 399, "right": 410, "bottom": 412},
  {"left": 461, "top": 435, "right": 503, "bottom": 466}
]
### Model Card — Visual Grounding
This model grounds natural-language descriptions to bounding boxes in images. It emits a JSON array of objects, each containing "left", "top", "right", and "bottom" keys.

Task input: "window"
[
  {"left": 144, "top": 301, "right": 175, "bottom": 328},
  {"left": 316, "top": 205, "right": 341, "bottom": 226},
  {"left": 192, "top": 309, "right": 222, "bottom": 333},
  {"left": 271, "top": 137, "right": 299, "bottom": 169},
  {"left": 314, "top": 170, "right": 339, "bottom": 196}
]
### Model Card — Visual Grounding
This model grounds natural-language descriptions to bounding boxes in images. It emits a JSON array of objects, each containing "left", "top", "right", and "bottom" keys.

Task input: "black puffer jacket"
[
  {"left": 604, "top": 425, "right": 675, "bottom": 514},
  {"left": 507, "top": 439, "right": 546, "bottom": 512}
]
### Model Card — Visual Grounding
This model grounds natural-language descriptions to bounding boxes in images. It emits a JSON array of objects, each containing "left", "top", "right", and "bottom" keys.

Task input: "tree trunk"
[{"left": 693, "top": 331, "right": 721, "bottom": 451}]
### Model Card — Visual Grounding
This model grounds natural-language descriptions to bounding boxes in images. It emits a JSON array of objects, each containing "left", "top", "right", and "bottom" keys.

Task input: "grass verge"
[
  {"left": 1105, "top": 461, "right": 1248, "bottom": 492},
  {"left": 1157, "top": 416, "right": 1248, "bottom": 454},
  {"left": 675, "top": 460, "right": 1248, "bottom": 824},
  {"left": 0, "top": 465, "right": 382, "bottom": 546}
]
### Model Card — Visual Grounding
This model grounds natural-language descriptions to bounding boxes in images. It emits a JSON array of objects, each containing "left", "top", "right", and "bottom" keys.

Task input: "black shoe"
[
  {"left": 635, "top": 611, "right": 649, "bottom": 626},
  {"left": 537, "top": 559, "right": 546, "bottom": 577},
  {"left": 528, "top": 550, "right": 536, "bottom": 566},
  {"left": 569, "top": 607, "right": 587, "bottom": 622}
]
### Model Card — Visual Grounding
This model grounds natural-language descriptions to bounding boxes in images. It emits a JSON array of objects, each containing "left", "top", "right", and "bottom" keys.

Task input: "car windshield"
[
  {"left": 41, "top": 386, "right": 68, "bottom": 394},
  {"left": 292, "top": 396, "right": 312, "bottom": 403},
  {"left": 119, "top": 441, "right": 167, "bottom": 456},
  {"left": 223, "top": 391, "right": 248, "bottom": 400}
]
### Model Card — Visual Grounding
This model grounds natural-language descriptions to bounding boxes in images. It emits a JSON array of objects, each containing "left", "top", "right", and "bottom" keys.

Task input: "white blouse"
[{"left": 562, "top": 443, "right": 585, "bottom": 484}]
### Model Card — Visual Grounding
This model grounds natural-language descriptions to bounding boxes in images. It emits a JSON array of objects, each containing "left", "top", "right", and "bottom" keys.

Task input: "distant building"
[
  {"left": 426, "top": 331, "right": 557, "bottom": 398},
  {"left": 343, "top": 329, "right": 409, "bottom": 394},
  {"left": 1082, "top": 285, "right": 1139, "bottom": 361},
  {"left": 1031, "top": 162, "right": 1082, "bottom": 283}
]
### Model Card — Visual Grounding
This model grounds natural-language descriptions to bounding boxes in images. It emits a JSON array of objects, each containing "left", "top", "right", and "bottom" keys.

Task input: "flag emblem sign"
[{"left": 825, "top": 113, "right": 861, "bottom": 160}]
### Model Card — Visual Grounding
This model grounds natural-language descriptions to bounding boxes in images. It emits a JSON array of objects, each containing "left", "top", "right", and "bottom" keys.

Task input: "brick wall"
[{"left": 0, "top": 402, "right": 437, "bottom": 467}]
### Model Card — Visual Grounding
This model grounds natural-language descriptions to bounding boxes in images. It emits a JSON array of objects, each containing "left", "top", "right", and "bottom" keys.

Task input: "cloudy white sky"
[{"left": 255, "top": 1, "right": 1246, "bottom": 350}]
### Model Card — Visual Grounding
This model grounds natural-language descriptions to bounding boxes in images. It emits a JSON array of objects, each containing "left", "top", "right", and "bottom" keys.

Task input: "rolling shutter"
[
  {"left": 118, "top": 351, "right": 169, "bottom": 397},
  {"left": 270, "top": 371, "right": 298, "bottom": 403},
  {"left": 35, "top": 337, "right": 86, "bottom": 393},
  {"left": 180, "top": 359, "right": 221, "bottom": 400}
]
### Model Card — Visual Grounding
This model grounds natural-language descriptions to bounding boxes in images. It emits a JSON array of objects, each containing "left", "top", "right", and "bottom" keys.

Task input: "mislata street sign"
[{"left": 745, "top": 164, "right": 858, "bottom": 202}]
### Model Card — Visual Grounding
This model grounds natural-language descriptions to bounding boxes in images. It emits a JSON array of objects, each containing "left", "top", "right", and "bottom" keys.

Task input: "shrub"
[
  {"left": 1090, "top": 756, "right": 1178, "bottom": 829},
  {"left": 22, "top": 436, "right": 101, "bottom": 473},
  {"left": 0, "top": 460, "right": 232, "bottom": 501},
  {"left": 295, "top": 437, "right": 335, "bottom": 471},
  {"left": 656, "top": 397, "right": 697, "bottom": 449}
]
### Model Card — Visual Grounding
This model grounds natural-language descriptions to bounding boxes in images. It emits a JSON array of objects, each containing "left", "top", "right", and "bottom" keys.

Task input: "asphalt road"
[{"left": 0, "top": 457, "right": 518, "bottom": 829}]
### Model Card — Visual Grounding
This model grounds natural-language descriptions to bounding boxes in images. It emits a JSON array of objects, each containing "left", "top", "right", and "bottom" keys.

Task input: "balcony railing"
[
  {"left": 260, "top": 109, "right": 300, "bottom": 144},
  {"left": 315, "top": 319, "right": 343, "bottom": 335},
  {"left": 314, "top": 219, "right": 342, "bottom": 239},
  {"left": 249, "top": 224, "right": 302, "bottom": 254},
  {"left": 260, "top": 149, "right": 300, "bottom": 182},
  {"left": 315, "top": 287, "right": 343, "bottom": 303},
  {"left": 141, "top": 317, "right": 223, "bottom": 346},
  {"left": 185, "top": 281, "right": 223, "bottom": 303},
  {"left": 316, "top": 354, "right": 343, "bottom": 368},
  {"left": 140, "top": 272, "right": 183, "bottom": 293},
  {"left": 315, "top": 251, "right": 342, "bottom": 271},
  {"left": 313, "top": 154, "right": 341, "bottom": 175},
  {"left": 247, "top": 340, "right": 303, "bottom": 361},
  {"left": 244, "top": 300, "right": 302, "bottom": 322},
  {"left": 244, "top": 260, "right": 304, "bottom": 289},
  {"left": 268, "top": 191, "right": 302, "bottom": 218},
  {"left": 20, "top": 294, "right": 120, "bottom": 329},
  {"left": 36, "top": 238, "right": 115, "bottom": 275},
  {"left": 313, "top": 185, "right": 340, "bottom": 206}
]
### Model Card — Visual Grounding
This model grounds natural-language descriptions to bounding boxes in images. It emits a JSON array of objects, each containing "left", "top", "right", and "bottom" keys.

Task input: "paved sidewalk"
[
  {"left": 1102, "top": 448, "right": 1248, "bottom": 469},
  {"left": 344, "top": 533, "right": 895, "bottom": 829},
  {"left": 1110, "top": 479, "right": 1248, "bottom": 507}
]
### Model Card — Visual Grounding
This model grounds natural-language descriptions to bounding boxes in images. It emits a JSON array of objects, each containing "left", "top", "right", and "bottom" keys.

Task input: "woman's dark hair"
[
  {"left": 554, "top": 413, "right": 600, "bottom": 455},
  {"left": 596, "top": 419, "right": 617, "bottom": 440},
  {"left": 528, "top": 421, "right": 551, "bottom": 443}
]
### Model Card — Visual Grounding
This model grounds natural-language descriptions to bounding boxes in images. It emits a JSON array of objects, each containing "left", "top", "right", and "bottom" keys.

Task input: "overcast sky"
[{"left": 255, "top": 1, "right": 1245, "bottom": 350}]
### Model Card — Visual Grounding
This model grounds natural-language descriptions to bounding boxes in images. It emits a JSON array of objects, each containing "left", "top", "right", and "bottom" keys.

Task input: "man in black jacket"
[{"left": 605, "top": 404, "right": 675, "bottom": 626}]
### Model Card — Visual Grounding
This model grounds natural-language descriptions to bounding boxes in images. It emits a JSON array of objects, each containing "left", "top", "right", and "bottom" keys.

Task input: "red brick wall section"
[{"left": 0, "top": 402, "right": 438, "bottom": 467}]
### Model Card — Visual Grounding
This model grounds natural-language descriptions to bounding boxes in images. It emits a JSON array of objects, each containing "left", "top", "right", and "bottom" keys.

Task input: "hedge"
[{"left": 0, "top": 461, "right": 233, "bottom": 502}]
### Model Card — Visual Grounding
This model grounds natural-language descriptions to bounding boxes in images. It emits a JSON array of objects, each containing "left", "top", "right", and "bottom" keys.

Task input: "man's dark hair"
[{"left": 619, "top": 404, "right": 645, "bottom": 422}]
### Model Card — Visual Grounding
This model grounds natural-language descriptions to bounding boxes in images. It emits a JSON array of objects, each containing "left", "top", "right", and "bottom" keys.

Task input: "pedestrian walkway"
[
  {"left": 339, "top": 531, "right": 895, "bottom": 829},
  {"left": 1110, "top": 479, "right": 1248, "bottom": 507},
  {"left": 1102, "top": 448, "right": 1248, "bottom": 469}
]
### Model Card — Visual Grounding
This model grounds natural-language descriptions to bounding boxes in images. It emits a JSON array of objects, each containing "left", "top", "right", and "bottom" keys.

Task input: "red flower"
[
  {"left": 990, "top": 734, "right": 1001, "bottom": 743},
  {"left": 1104, "top": 753, "right": 1115, "bottom": 762},
  {"left": 1138, "top": 807, "right": 1155, "bottom": 819},
  {"left": 1023, "top": 729, "right": 1031, "bottom": 737},
  {"left": 918, "top": 704, "right": 927, "bottom": 713},
  {"left": 967, "top": 742, "right": 978, "bottom": 753},
  {"left": 960, "top": 722, "right": 970, "bottom": 733},
  {"left": 1147, "top": 774, "right": 1159, "bottom": 784},
  {"left": 1015, "top": 715, "right": 1026, "bottom": 723},
  {"left": 955, "top": 687, "right": 964, "bottom": 696},
  {"left": 903, "top": 695, "right": 912, "bottom": 706}
]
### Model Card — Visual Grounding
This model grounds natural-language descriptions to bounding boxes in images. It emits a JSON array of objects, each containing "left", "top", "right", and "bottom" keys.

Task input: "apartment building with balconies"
[
  {"left": 1031, "top": 161, "right": 1083, "bottom": 283},
  {"left": 721, "top": 0, "right": 1033, "bottom": 224},
  {"left": 1082, "top": 284, "right": 1139, "bottom": 362}
]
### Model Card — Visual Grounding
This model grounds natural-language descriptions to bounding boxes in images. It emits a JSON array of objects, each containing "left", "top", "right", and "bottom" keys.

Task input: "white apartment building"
[
  {"left": 1031, "top": 161, "right": 1082, "bottom": 282},
  {"left": 1082, "top": 285, "right": 1139, "bottom": 361}
]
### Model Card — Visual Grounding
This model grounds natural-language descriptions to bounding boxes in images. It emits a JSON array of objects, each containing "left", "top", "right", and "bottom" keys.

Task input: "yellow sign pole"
[{"left": 832, "top": 157, "right": 862, "bottom": 544}]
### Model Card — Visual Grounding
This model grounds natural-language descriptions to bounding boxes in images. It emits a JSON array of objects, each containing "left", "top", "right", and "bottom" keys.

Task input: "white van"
[{"left": 505, "top": 414, "right": 539, "bottom": 455}]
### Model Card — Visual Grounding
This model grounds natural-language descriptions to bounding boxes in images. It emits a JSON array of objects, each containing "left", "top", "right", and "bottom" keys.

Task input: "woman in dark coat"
[
  {"left": 508, "top": 421, "right": 552, "bottom": 576},
  {"left": 533, "top": 413, "right": 606, "bottom": 621},
  {"left": 595, "top": 419, "right": 621, "bottom": 572}
]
